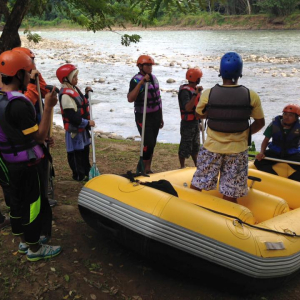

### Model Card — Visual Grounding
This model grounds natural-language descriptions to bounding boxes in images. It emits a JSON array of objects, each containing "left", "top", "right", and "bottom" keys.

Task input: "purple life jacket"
[
  {"left": 133, "top": 73, "right": 162, "bottom": 113},
  {"left": 0, "top": 91, "right": 44, "bottom": 163}
]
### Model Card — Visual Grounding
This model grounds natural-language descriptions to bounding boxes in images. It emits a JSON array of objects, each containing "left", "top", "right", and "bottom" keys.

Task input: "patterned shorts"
[{"left": 191, "top": 147, "right": 249, "bottom": 198}]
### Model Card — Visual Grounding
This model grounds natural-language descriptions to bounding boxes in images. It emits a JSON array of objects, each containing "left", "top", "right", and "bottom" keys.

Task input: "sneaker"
[
  {"left": 0, "top": 216, "right": 10, "bottom": 230},
  {"left": 48, "top": 199, "right": 57, "bottom": 207},
  {"left": 18, "top": 236, "right": 51, "bottom": 254},
  {"left": 27, "top": 244, "right": 62, "bottom": 262},
  {"left": 18, "top": 242, "right": 29, "bottom": 254}
]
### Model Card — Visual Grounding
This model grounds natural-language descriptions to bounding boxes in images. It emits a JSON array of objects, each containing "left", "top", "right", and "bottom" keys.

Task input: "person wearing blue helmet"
[{"left": 191, "top": 52, "right": 265, "bottom": 203}]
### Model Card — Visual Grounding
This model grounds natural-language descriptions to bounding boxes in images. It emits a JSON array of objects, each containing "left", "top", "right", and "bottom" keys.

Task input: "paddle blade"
[{"left": 89, "top": 165, "right": 100, "bottom": 180}]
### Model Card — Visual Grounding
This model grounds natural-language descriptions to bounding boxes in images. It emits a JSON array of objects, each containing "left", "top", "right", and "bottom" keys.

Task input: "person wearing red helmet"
[
  {"left": 56, "top": 64, "right": 95, "bottom": 181},
  {"left": 178, "top": 68, "right": 203, "bottom": 168},
  {"left": 255, "top": 104, "right": 300, "bottom": 181},
  {"left": 127, "top": 55, "right": 164, "bottom": 174},
  {"left": 0, "top": 50, "right": 61, "bottom": 261},
  {"left": 191, "top": 52, "right": 265, "bottom": 203}
]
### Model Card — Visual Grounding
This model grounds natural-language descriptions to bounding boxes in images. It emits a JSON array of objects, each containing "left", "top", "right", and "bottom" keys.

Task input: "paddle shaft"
[
  {"left": 201, "top": 119, "right": 205, "bottom": 144},
  {"left": 249, "top": 154, "right": 300, "bottom": 166},
  {"left": 140, "top": 82, "right": 149, "bottom": 157},
  {"left": 88, "top": 91, "right": 96, "bottom": 165}
]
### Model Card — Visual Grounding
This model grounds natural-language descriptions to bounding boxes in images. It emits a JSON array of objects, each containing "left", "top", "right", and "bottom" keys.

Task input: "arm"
[
  {"left": 127, "top": 74, "right": 150, "bottom": 103},
  {"left": 31, "top": 87, "right": 58, "bottom": 144},
  {"left": 250, "top": 118, "right": 265, "bottom": 135},
  {"left": 24, "top": 69, "right": 40, "bottom": 105},
  {"left": 256, "top": 136, "right": 270, "bottom": 161},
  {"left": 185, "top": 86, "right": 203, "bottom": 112}
]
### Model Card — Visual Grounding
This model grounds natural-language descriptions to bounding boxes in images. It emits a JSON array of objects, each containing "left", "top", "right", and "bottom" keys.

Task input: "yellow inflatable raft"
[{"left": 78, "top": 163, "right": 300, "bottom": 290}]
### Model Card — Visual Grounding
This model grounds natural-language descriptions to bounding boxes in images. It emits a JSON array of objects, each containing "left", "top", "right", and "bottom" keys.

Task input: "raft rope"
[
  {"left": 124, "top": 171, "right": 300, "bottom": 238},
  {"left": 195, "top": 204, "right": 300, "bottom": 238}
]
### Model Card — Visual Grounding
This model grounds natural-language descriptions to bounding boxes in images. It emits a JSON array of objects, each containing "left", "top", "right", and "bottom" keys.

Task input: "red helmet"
[
  {"left": 137, "top": 55, "right": 155, "bottom": 66},
  {"left": 186, "top": 68, "right": 203, "bottom": 82},
  {"left": 56, "top": 64, "right": 77, "bottom": 83},
  {"left": 0, "top": 50, "right": 34, "bottom": 77},
  {"left": 283, "top": 104, "right": 300, "bottom": 116},
  {"left": 12, "top": 47, "right": 35, "bottom": 59}
]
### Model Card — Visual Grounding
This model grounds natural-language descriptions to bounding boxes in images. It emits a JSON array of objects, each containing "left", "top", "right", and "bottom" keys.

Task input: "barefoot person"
[
  {"left": 127, "top": 55, "right": 164, "bottom": 174},
  {"left": 0, "top": 50, "right": 61, "bottom": 261},
  {"left": 191, "top": 52, "right": 265, "bottom": 203}
]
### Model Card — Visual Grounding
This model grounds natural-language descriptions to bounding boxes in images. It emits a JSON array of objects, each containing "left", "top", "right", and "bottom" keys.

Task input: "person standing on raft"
[
  {"left": 127, "top": 55, "right": 164, "bottom": 174},
  {"left": 191, "top": 52, "right": 265, "bottom": 203}
]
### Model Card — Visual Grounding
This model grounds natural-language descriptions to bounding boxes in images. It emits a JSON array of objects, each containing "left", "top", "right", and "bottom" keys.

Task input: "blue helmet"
[{"left": 219, "top": 52, "right": 243, "bottom": 80}]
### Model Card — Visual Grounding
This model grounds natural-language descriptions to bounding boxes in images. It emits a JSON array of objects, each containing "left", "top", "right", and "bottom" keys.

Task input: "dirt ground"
[{"left": 1, "top": 127, "right": 300, "bottom": 300}]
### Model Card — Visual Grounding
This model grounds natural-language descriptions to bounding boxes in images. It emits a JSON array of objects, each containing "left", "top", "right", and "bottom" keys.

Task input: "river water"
[{"left": 29, "top": 29, "right": 300, "bottom": 149}]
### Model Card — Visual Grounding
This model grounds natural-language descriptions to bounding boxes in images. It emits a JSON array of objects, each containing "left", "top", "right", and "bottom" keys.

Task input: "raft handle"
[
  {"left": 248, "top": 176, "right": 262, "bottom": 188},
  {"left": 233, "top": 219, "right": 243, "bottom": 228}
]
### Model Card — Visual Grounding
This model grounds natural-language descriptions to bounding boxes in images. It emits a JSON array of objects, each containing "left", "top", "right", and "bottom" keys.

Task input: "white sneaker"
[{"left": 27, "top": 244, "right": 61, "bottom": 262}]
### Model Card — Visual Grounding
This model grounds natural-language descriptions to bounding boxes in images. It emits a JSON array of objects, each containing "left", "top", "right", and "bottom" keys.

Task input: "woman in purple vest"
[{"left": 127, "top": 55, "right": 164, "bottom": 174}]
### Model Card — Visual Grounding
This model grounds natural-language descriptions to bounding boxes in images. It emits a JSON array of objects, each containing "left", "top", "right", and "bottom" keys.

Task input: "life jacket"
[
  {"left": 133, "top": 73, "right": 162, "bottom": 114},
  {"left": 206, "top": 84, "right": 252, "bottom": 133},
  {"left": 268, "top": 115, "right": 300, "bottom": 156},
  {"left": 59, "top": 88, "right": 90, "bottom": 133},
  {"left": 0, "top": 91, "right": 44, "bottom": 163},
  {"left": 178, "top": 84, "right": 200, "bottom": 121}
]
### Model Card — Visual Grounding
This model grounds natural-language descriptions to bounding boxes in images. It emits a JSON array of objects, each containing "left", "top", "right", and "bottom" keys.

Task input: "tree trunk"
[
  {"left": 246, "top": 0, "right": 251, "bottom": 15},
  {"left": 0, "top": 0, "right": 31, "bottom": 53}
]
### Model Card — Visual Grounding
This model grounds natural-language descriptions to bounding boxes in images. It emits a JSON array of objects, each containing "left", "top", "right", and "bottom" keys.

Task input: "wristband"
[{"left": 30, "top": 78, "right": 36, "bottom": 84}]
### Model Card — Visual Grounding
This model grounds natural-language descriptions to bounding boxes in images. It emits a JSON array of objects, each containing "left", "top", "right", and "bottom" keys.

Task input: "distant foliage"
[
  {"left": 255, "top": 0, "right": 300, "bottom": 16},
  {"left": 121, "top": 34, "right": 141, "bottom": 46},
  {"left": 23, "top": 29, "right": 43, "bottom": 44}
]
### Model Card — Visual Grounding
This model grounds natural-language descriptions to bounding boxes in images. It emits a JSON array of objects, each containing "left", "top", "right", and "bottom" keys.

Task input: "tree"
[
  {"left": 255, "top": 0, "right": 299, "bottom": 16},
  {"left": 0, "top": 0, "right": 200, "bottom": 53}
]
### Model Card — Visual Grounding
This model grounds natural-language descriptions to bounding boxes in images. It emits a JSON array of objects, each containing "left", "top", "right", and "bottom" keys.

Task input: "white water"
[{"left": 29, "top": 30, "right": 300, "bottom": 149}]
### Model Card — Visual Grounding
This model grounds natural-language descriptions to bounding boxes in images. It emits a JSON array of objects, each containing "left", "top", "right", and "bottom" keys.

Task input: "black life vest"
[{"left": 206, "top": 84, "right": 252, "bottom": 133}]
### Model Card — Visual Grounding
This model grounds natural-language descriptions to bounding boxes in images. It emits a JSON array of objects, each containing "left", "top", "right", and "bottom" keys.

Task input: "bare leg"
[
  {"left": 179, "top": 156, "right": 185, "bottom": 169},
  {"left": 191, "top": 154, "right": 198, "bottom": 167},
  {"left": 223, "top": 195, "right": 237, "bottom": 203}
]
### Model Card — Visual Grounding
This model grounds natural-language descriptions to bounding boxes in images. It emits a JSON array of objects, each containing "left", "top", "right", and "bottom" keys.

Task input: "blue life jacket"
[{"left": 268, "top": 115, "right": 300, "bottom": 156}]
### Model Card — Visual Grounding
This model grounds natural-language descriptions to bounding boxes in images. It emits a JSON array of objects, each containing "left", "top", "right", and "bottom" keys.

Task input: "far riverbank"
[{"left": 19, "top": 13, "right": 300, "bottom": 32}]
